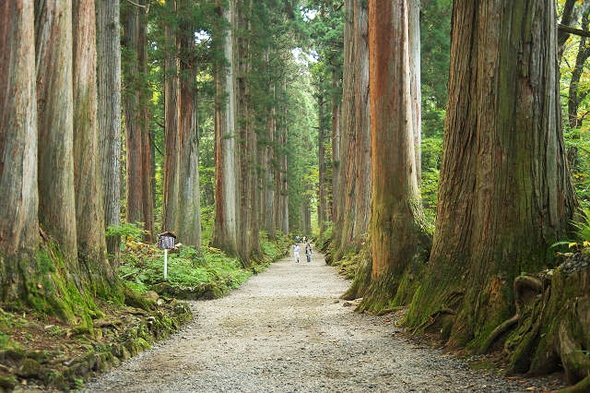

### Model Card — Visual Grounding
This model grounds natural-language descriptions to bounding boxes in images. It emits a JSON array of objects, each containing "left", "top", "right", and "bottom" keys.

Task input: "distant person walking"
[
  {"left": 305, "top": 243, "right": 312, "bottom": 263},
  {"left": 293, "top": 244, "right": 301, "bottom": 263}
]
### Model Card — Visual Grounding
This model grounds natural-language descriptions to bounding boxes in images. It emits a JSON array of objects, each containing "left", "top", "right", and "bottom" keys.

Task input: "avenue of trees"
[{"left": 1, "top": 0, "right": 590, "bottom": 390}]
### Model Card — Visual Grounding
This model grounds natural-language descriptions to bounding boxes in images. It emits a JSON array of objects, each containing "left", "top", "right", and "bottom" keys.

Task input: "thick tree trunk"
[
  {"left": 138, "top": 9, "right": 155, "bottom": 244},
  {"left": 122, "top": 1, "right": 152, "bottom": 236},
  {"left": 359, "top": 0, "right": 430, "bottom": 313},
  {"left": 317, "top": 92, "right": 329, "bottom": 235},
  {"left": 212, "top": 0, "right": 239, "bottom": 256},
  {"left": 35, "top": 0, "right": 78, "bottom": 266},
  {"left": 177, "top": 0, "right": 202, "bottom": 247},
  {"left": 275, "top": 79, "right": 289, "bottom": 235},
  {"left": 0, "top": 0, "right": 40, "bottom": 302},
  {"left": 162, "top": 12, "right": 180, "bottom": 234},
  {"left": 333, "top": 0, "right": 371, "bottom": 264},
  {"left": 97, "top": 0, "right": 122, "bottom": 262},
  {"left": 409, "top": 0, "right": 421, "bottom": 183},
  {"left": 406, "top": 0, "right": 577, "bottom": 348},
  {"left": 235, "top": 0, "right": 261, "bottom": 265},
  {"left": 72, "top": 0, "right": 116, "bottom": 294}
]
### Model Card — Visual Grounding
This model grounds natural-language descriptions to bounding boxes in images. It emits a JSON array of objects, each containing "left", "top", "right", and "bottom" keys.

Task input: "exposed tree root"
[
  {"left": 554, "top": 375, "right": 590, "bottom": 393},
  {"left": 478, "top": 275, "right": 543, "bottom": 354},
  {"left": 412, "top": 308, "right": 456, "bottom": 334},
  {"left": 478, "top": 314, "right": 520, "bottom": 354}
]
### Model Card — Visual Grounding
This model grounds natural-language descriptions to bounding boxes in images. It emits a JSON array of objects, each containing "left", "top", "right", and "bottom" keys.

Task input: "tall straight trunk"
[
  {"left": 0, "top": 0, "right": 40, "bottom": 302},
  {"left": 97, "top": 0, "right": 122, "bottom": 262},
  {"left": 264, "top": 85, "right": 277, "bottom": 238},
  {"left": 360, "top": 0, "right": 430, "bottom": 313},
  {"left": 35, "top": 0, "right": 78, "bottom": 266},
  {"left": 122, "top": 2, "right": 144, "bottom": 230},
  {"left": 139, "top": 9, "right": 154, "bottom": 243},
  {"left": 275, "top": 77, "right": 289, "bottom": 235},
  {"left": 317, "top": 92, "right": 329, "bottom": 235},
  {"left": 212, "top": 0, "right": 238, "bottom": 256},
  {"left": 333, "top": 0, "right": 371, "bottom": 262},
  {"left": 120, "top": 0, "right": 154, "bottom": 243},
  {"left": 235, "top": 0, "right": 261, "bottom": 265},
  {"left": 72, "top": 0, "right": 115, "bottom": 293},
  {"left": 177, "top": 0, "right": 201, "bottom": 247},
  {"left": 409, "top": 0, "right": 421, "bottom": 183},
  {"left": 407, "top": 0, "right": 577, "bottom": 347},
  {"left": 162, "top": 12, "right": 180, "bottom": 233},
  {"left": 331, "top": 70, "right": 341, "bottom": 230}
]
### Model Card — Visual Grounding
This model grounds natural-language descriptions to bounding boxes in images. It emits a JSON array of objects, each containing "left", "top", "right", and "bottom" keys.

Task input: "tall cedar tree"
[
  {"left": 235, "top": 0, "right": 262, "bottom": 265},
  {"left": 162, "top": 2, "right": 180, "bottom": 235},
  {"left": 97, "top": 0, "right": 123, "bottom": 262},
  {"left": 212, "top": 0, "right": 239, "bottom": 256},
  {"left": 406, "top": 0, "right": 577, "bottom": 347},
  {"left": 0, "top": 0, "right": 40, "bottom": 303},
  {"left": 331, "top": 0, "right": 371, "bottom": 266},
  {"left": 35, "top": 0, "right": 78, "bottom": 268},
  {"left": 359, "top": 0, "right": 430, "bottom": 314},
  {"left": 177, "top": 0, "right": 202, "bottom": 247},
  {"left": 122, "top": 0, "right": 155, "bottom": 242},
  {"left": 73, "top": 0, "right": 118, "bottom": 295}
]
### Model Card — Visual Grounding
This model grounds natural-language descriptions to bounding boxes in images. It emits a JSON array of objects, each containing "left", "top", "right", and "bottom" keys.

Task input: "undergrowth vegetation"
[{"left": 118, "top": 232, "right": 291, "bottom": 297}]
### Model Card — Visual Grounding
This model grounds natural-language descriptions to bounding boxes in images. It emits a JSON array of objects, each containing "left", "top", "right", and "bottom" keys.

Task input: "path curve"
[{"left": 84, "top": 248, "right": 556, "bottom": 392}]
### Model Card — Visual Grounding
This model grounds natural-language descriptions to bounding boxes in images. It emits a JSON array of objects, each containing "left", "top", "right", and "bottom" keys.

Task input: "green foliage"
[
  {"left": 106, "top": 222, "right": 147, "bottom": 242},
  {"left": 0, "top": 308, "right": 26, "bottom": 350},
  {"left": 573, "top": 209, "right": 590, "bottom": 245},
  {"left": 420, "top": 0, "right": 452, "bottom": 110},
  {"left": 118, "top": 241, "right": 250, "bottom": 295},
  {"left": 421, "top": 135, "right": 443, "bottom": 224},
  {"left": 564, "top": 128, "right": 590, "bottom": 210}
]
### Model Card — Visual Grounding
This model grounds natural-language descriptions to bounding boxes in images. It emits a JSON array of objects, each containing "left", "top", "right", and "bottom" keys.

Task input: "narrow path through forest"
[{"left": 83, "top": 248, "right": 561, "bottom": 393}]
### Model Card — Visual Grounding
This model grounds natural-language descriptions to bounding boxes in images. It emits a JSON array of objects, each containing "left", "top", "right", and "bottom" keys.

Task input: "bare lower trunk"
[
  {"left": 0, "top": 0, "right": 40, "bottom": 301},
  {"left": 73, "top": 0, "right": 115, "bottom": 294},
  {"left": 359, "top": 0, "right": 430, "bottom": 313},
  {"left": 333, "top": 0, "right": 371, "bottom": 262},
  {"left": 212, "top": 0, "right": 238, "bottom": 255},
  {"left": 406, "top": 0, "right": 577, "bottom": 348},
  {"left": 35, "top": 0, "right": 78, "bottom": 266},
  {"left": 162, "top": 18, "right": 180, "bottom": 233},
  {"left": 177, "top": 2, "right": 201, "bottom": 247},
  {"left": 97, "top": 0, "right": 122, "bottom": 262}
]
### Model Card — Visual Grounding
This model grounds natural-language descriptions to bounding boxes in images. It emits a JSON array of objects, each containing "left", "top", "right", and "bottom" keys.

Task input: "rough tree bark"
[
  {"left": 0, "top": 0, "right": 40, "bottom": 303},
  {"left": 176, "top": 0, "right": 202, "bottom": 247},
  {"left": 35, "top": 0, "right": 78, "bottom": 267},
  {"left": 358, "top": 0, "right": 430, "bottom": 314},
  {"left": 235, "top": 0, "right": 261, "bottom": 266},
  {"left": 406, "top": 0, "right": 577, "bottom": 350},
  {"left": 72, "top": 0, "right": 117, "bottom": 295},
  {"left": 162, "top": 2, "right": 180, "bottom": 234},
  {"left": 97, "top": 0, "right": 122, "bottom": 262},
  {"left": 332, "top": 0, "right": 371, "bottom": 266},
  {"left": 122, "top": 0, "right": 154, "bottom": 242},
  {"left": 212, "top": 0, "right": 239, "bottom": 256}
]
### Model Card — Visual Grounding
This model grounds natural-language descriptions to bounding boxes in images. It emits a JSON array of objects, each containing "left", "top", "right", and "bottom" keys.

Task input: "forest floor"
[{"left": 79, "top": 248, "right": 568, "bottom": 393}]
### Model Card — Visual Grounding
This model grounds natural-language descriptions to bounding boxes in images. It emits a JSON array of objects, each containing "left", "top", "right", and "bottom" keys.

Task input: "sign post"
[{"left": 157, "top": 231, "right": 177, "bottom": 280}]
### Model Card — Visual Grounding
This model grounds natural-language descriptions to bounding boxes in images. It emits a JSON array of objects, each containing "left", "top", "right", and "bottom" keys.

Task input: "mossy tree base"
[
  {"left": 0, "top": 294, "right": 192, "bottom": 391},
  {"left": 479, "top": 254, "right": 590, "bottom": 389}
]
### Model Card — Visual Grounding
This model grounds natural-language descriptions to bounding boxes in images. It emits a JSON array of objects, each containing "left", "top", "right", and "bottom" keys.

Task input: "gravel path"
[{"left": 83, "top": 248, "right": 562, "bottom": 393}]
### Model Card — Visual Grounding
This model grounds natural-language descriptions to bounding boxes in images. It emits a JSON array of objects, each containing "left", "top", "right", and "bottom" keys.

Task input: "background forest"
[{"left": 1, "top": 0, "right": 590, "bottom": 391}]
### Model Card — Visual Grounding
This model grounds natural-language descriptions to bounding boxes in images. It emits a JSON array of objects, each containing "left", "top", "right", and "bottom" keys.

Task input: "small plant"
[
  {"left": 552, "top": 209, "right": 590, "bottom": 254},
  {"left": 106, "top": 222, "right": 147, "bottom": 242},
  {"left": 572, "top": 209, "right": 590, "bottom": 245}
]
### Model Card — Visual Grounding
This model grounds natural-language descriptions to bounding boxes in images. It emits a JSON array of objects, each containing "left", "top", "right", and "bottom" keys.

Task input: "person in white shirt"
[{"left": 292, "top": 244, "right": 301, "bottom": 263}]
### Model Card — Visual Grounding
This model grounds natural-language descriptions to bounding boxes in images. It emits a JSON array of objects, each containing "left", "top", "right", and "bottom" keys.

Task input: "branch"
[
  {"left": 558, "top": 23, "right": 590, "bottom": 38},
  {"left": 125, "top": 0, "right": 150, "bottom": 13}
]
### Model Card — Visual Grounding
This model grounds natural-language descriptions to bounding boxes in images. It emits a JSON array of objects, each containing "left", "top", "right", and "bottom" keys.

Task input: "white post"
[{"left": 164, "top": 248, "right": 168, "bottom": 280}]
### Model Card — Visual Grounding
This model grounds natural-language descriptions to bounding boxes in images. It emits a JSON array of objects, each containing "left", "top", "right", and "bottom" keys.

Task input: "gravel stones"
[{"left": 83, "top": 251, "right": 563, "bottom": 393}]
